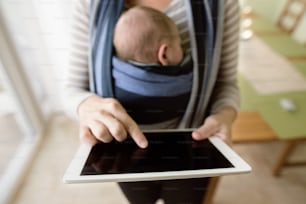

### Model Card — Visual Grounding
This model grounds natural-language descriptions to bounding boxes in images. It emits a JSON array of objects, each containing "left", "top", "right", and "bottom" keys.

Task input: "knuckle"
[
  {"left": 97, "top": 109, "right": 107, "bottom": 117},
  {"left": 206, "top": 117, "right": 218, "bottom": 126},
  {"left": 112, "top": 128, "right": 121, "bottom": 138},
  {"left": 96, "top": 134, "right": 113, "bottom": 143},
  {"left": 108, "top": 99, "right": 121, "bottom": 111},
  {"left": 94, "top": 126, "right": 112, "bottom": 143},
  {"left": 112, "top": 127, "right": 127, "bottom": 142},
  {"left": 79, "top": 127, "right": 97, "bottom": 145}
]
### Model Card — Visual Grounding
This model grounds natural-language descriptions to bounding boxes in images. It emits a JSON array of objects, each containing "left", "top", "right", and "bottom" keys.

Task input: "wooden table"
[
  {"left": 232, "top": 111, "right": 278, "bottom": 143},
  {"left": 232, "top": 111, "right": 306, "bottom": 176}
]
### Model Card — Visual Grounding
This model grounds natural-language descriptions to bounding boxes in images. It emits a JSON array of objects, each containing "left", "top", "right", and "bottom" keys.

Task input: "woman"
[{"left": 64, "top": 0, "right": 240, "bottom": 203}]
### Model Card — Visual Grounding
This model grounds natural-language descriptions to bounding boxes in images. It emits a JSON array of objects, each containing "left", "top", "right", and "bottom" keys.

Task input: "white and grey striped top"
[
  {"left": 164, "top": 0, "right": 191, "bottom": 53},
  {"left": 64, "top": 0, "right": 240, "bottom": 121}
]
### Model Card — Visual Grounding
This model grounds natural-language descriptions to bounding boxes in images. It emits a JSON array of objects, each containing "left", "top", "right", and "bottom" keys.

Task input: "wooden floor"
[{"left": 0, "top": 113, "right": 22, "bottom": 177}]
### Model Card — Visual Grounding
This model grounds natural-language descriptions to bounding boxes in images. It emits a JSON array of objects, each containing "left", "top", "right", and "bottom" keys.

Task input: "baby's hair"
[{"left": 113, "top": 6, "right": 178, "bottom": 63}]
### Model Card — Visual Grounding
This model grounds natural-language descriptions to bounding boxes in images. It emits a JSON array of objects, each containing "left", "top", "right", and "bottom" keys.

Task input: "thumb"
[{"left": 192, "top": 123, "right": 218, "bottom": 141}]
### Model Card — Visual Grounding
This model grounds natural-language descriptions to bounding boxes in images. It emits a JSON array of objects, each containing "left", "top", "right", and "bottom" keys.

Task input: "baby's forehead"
[
  {"left": 119, "top": 6, "right": 180, "bottom": 38},
  {"left": 123, "top": 7, "right": 170, "bottom": 24},
  {"left": 123, "top": 6, "right": 154, "bottom": 19}
]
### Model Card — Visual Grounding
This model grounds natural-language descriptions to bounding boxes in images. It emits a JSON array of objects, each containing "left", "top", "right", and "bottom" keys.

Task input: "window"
[{"left": 0, "top": 3, "right": 47, "bottom": 204}]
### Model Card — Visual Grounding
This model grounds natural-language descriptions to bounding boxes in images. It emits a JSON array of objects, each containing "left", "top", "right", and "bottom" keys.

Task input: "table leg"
[{"left": 273, "top": 141, "right": 297, "bottom": 176}]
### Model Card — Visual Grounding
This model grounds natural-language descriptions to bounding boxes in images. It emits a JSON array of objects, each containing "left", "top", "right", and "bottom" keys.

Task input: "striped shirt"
[
  {"left": 164, "top": 0, "right": 191, "bottom": 53},
  {"left": 64, "top": 0, "right": 240, "bottom": 121}
]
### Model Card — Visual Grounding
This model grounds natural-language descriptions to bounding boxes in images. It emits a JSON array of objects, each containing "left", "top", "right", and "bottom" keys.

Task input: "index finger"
[
  {"left": 110, "top": 106, "right": 148, "bottom": 148},
  {"left": 126, "top": 120, "right": 148, "bottom": 148}
]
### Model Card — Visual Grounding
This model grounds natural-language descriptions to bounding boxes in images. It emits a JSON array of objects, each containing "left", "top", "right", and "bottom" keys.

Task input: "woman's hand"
[
  {"left": 77, "top": 95, "right": 148, "bottom": 148},
  {"left": 192, "top": 106, "right": 237, "bottom": 145}
]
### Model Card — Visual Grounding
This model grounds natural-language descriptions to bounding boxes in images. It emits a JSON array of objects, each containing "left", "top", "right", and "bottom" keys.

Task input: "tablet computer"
[{"left": 63, "top": 129, "right": 251, "bottom": 183}]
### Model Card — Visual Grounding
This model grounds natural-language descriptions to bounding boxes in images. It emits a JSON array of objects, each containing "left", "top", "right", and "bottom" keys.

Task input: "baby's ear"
[{"left": 157, "top": 43, "right": 169, "bottom": 66}]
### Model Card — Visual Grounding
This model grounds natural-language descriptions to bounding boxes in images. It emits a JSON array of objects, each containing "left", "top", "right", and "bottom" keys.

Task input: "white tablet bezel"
[{"left": 63, "top": 129, "right": 251, "bottom": 184}]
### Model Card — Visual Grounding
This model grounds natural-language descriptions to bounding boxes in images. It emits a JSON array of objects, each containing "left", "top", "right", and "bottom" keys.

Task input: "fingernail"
[{"left": 139, "top": 140, "right": 148, "bottom": 149}]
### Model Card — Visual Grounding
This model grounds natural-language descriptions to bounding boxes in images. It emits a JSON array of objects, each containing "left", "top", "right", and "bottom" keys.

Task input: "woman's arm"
[
  {"left": 63, "top": 0, "right": 147, "bottom": 148},
  {"left": 64, "top": 0, "right": 93, "bottom": 119},
  {"left": 193, "top": 0, "right": 240, "bottom": 144},
  {"left": 210, "top": 0, "right": 240, "bottom": 114}
]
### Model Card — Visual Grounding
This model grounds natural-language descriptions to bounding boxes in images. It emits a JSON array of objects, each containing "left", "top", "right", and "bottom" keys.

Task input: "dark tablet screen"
[{"left": 81, "top": 131, "right": 233, "bottom": 175}]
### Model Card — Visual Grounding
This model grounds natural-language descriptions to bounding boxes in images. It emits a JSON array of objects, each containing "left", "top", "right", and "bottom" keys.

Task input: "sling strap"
[
  {"left": 112, "top": 55, "right": 193, "bottom": 124},
  {"left": 89, "top": 0, "right": 224, "bottom": 127},
  {"left": 188, "top": 0, "right": 224, "bottom": 127},
  {"left": 90, "top": 0, "right": 124, "bottom": 97}
]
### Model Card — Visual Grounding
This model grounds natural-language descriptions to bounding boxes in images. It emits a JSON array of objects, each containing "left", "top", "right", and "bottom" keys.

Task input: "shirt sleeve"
[
  {"left": 62, "top": 0, "right": 94, "bottom": 119},
  {"left": 210, "top": 0, "right": 241, "bottom": 114}
]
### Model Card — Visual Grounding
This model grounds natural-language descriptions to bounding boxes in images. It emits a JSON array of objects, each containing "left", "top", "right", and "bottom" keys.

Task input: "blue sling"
[{"left": 89, "top": 0, "right": 224, "bottom": 127}]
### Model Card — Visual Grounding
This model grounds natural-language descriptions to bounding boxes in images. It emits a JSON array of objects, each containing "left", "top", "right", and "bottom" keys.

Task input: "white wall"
[
  {"left": 245, "top": 0, "right": 306, "bottom": 44},
  {"left": 244, "top": 0, "right": 287, "bottom": 23},
  {"left": 1, "top": 0, "right": 76, "bottom": 113},
  {"left": 32, "top": 0, "right": 75, "bottom": 110}
]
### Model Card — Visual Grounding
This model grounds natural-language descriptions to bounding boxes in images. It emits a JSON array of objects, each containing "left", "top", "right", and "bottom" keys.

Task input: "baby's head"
[{"left": 113, "top": 6, "right": 183, "bottom": 65}]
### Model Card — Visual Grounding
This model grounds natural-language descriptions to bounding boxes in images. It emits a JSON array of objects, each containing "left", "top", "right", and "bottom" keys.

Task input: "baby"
[
  {"left": 111, "top": 6, "right": 193, "bottom": 124},
  {"left": 113, "top": 6, "right": 184, "bottom": 66}
]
